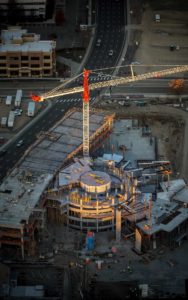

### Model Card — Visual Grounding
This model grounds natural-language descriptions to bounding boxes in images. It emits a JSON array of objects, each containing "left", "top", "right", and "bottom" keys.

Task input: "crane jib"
[{"left": 40, "top": 65, "right": 188, "bottom": 101}]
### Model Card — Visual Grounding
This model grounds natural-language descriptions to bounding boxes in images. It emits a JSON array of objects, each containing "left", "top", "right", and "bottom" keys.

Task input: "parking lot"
[{"left": 0, "top": 93, "right": 43, "bottom": 143}]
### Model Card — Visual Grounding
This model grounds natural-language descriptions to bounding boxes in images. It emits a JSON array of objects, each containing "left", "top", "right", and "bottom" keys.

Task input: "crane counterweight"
[{"left": 31, "top": 94, "right": 43, "bottom": 102}]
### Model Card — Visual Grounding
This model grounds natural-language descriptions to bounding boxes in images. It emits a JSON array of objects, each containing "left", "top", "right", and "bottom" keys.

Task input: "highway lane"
[{"left": 85, "top": 0, "right": 126, "bottom": 71}]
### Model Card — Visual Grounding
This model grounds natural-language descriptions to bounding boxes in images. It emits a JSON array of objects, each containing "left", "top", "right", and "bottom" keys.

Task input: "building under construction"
[
  {"left": 45, "top": 157, "right": 150, "bottom": 232},
  {"left": 1, "top": 106, "right": 188, "bottom": 258},
  {"left": 1, "top": 63, "right": 188, "bottom": 258},
  {"left": 0, "top": 108, "right": 114, "bottom": 258}
]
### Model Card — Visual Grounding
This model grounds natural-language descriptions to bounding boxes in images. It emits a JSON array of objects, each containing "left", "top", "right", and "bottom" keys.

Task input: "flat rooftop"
[
  {"left": 0, "top": 27, "right": 55, "bottom": 52},
  {"left": 20, "top": 110, "right": 109, "bottom": 173},
  {"left": 0, "top": 41, "right": 55, "bottom": 53},
  {"left": 0, "top": 169, "right": 53, "bottom": 228},
  {"left": 137, "top": 179, "right": 188, "bottom": 235}
]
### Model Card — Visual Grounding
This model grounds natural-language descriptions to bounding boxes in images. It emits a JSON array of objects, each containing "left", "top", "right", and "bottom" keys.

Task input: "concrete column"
[
  {"left": 67, "top": 201, "right": 69, "bottom": 227},
  {"left": 111, "top": 197, "right": 115, "bottom": 230},
  {"left": 135, "top": 228, "right": 142, "bottom": 253},
  {"left": 116, "top": 207, "right": 121, "bottom": 243}
]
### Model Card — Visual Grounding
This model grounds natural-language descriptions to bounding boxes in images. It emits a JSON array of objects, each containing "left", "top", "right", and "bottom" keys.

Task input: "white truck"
[
  {"left": 27, "top": 101, "right": 35, "bottom": 117},
  {"left": 6, "top": 95, "right": 12, "bottom": 105},
  {"left": 8, "top": 111, "right": 15, "bottom": 128},
  {"left": 1, "top": 117, "right": 7, "bottom": 128},
  {"left": 15, "top": 89, "right": 22, "bottom": 107},
  {"left": 155, "top": 14, "right": 160, "bottom": 22}
]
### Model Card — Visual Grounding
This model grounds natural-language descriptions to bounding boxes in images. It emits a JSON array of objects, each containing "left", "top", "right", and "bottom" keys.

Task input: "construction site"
[
  {"left": 0, "top": 64, "right": 188, "bottom": 298},
  {"left": 0, "top": 104, "right": 115, "bottom": 256},
  {"left": 1, "top": 0, "right": 188, "bottom": 297}
]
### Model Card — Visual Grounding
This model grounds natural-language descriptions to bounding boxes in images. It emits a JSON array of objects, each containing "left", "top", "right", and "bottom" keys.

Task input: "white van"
[{"left": 155, "top": 14, "right": 160, "bottom": 22}]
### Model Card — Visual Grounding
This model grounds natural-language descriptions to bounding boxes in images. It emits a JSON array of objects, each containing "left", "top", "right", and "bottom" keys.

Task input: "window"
[
  {"left": 9, "top": 57, "right": 19, "bottom": 60},
  {"left": 21, "top": 56, "right": 28, "bottom": 60},
  {"left": 0, "top": 70, "right": 6, "bottom": 74},
  {"left": 31, "top": 64, "right": 40, "bottom": 68},
  {"left": 44, "top": 63, "right": 50, "bottom": 67},
  {"left": 43, "top": 70, "right": 51, "bottom": 74},
  {"left": 31, "top": 70, "right": 40, "bottom": 75},
  {"left": 0, "top": 64, "right": 6, "bottom": 67},
  {"left": 10, "top": 64, "right": 19, "bottom": 68},
  {"left": 44, "top": 55, "right": 50, "bottom": 59},
  {"left": 0, "top": 56, "right": 6, "bottom": 60},
  {"left": 21, "top": 73, "right": 29, "bottom": 77},
  {"left": 30, "top": 57, "right": 40, "bottom": 60},
  {"left": 10, "top": 71, "right": 19, "bottom": 76},
  {"left": 21, "top": 63, "right": 29, "bottom": 67}
]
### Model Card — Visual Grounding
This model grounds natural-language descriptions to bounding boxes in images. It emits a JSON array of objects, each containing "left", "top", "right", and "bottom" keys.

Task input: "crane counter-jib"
[{"left": 40, "top": 65, "right": 188, "bottom": 101}]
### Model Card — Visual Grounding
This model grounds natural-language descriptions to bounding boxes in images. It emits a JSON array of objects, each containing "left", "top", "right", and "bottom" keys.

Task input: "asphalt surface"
[{"left": 85, "top": 0, "right": 126, "bottom": 72}]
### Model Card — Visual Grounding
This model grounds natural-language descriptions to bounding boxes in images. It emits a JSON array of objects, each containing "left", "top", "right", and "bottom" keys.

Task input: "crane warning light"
[
  {"left": 31, "top": 94, "right": 43, "bottom": 102},
  {"left": 83, "top": 69, "right": 90, "bottom": 103}
]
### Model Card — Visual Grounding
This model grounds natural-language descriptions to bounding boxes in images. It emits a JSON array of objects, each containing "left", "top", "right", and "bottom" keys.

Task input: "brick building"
[{"left": 0, "top": 26, "right": 56, "bottom": 78}]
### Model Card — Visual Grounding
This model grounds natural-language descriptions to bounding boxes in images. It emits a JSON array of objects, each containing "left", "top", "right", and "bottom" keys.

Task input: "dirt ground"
[
  {"left": 132, "top": 0, "right": 188, "bottom": 74},
  {"left": 96, "top": 102, "right": 186, "bottom": 179}
]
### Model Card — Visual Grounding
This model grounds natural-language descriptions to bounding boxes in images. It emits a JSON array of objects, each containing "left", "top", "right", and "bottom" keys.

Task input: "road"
[{"left": 85, "top": 0, "right": 126, "bottom": 71}]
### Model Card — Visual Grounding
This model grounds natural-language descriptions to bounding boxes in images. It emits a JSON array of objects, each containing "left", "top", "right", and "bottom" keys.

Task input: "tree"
[{"left": 168, "top": 79, "right": 185, "bottom": 95}]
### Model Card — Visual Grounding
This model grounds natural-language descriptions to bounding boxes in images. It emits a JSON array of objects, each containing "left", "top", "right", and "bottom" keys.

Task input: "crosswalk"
[
  {"left": 55, "top": 97, "right": 96, "bottom": 104},
  {"left": 73, "top": 75, "right": 113, "bottom": 84}
]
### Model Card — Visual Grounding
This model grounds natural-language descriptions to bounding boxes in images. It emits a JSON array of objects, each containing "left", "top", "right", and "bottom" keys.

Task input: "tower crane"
[
  {"left": 31, "top": 64, "right": 188, "bottom": 157},
  {"left": 31, "top": 64, "right": 188, "bottom": 102},
  {"left": 83, "top": 69, "right": 90, "bottom": 157}
]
